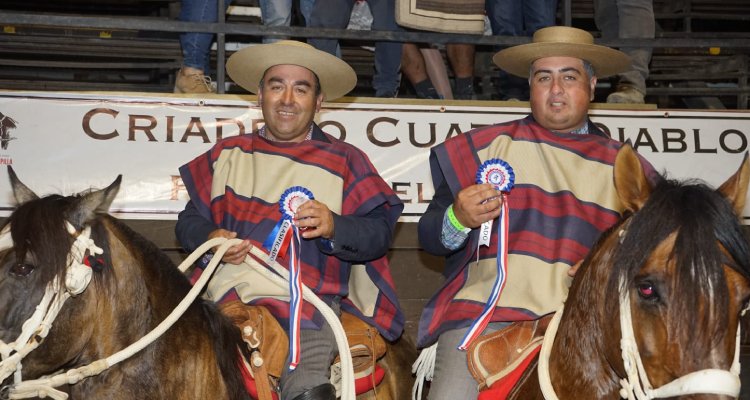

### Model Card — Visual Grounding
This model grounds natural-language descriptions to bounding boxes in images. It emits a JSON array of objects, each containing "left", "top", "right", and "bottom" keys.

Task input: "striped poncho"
[
  {"left": 179, "top": 126, "right": 405, "bottom": 340},
  {"left": 417, "top": 116, "right": 653, "bottom": 348}
]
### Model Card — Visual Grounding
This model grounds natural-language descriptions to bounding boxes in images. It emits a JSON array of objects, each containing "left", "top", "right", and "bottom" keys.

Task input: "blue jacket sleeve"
[
  {"left": 317, "top": 204, "right": 393, "bottom": 263},
  {"left": 418, "top": 154, "right": 467, "bottom": 256},
  {"left": 175, "top": 200, "right": 217, "bottom": 252}
]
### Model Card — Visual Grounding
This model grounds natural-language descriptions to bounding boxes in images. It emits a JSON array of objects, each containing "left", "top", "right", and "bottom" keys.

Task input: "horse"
[
  {"left": 503, "top": 144, "right": 750, "bottom": 399},
  {"left": 0, "top": 168, "right": 253, "bottom": 399},
  {"left": 0, "top": 168, "right": 414, "bottom": 400}
]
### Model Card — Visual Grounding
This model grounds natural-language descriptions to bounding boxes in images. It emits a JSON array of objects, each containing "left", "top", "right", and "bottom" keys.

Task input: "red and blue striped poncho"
[
  {"left": 417, "top": 116, "right": 655, "bottom": 348},
  {"left": 179, "top": 127, "right": 405, "bottom": 341}
]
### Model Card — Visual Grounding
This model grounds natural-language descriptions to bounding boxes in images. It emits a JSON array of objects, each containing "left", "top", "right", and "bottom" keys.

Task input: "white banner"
[{"left": 0, "top": 92, "right": 748, "bottom": 222}]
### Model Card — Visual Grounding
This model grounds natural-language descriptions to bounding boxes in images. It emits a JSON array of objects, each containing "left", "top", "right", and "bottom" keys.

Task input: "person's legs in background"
[
  {"left": 486, "top": 0, "right": 527, "bottom": 100},
  {"left": 521, "top": 0, "right": 558, "bottom": 36},
  {"left": 259, "top": 0, "right": 293, "bottom": 43},
  {"left": 447, "top": 43, "right": 475, "bottom": 100},
  {"left": 368, "top": 0, "right": 404, "bottom": 98},
  {"left": 401, "top": 44, "right": 443, "bottom": 99},
  {"left": 595, "top": 0, "right": 654, "bottom": 103},
  {"left": 307, "top": 0, "right": 353, "bottom": 58},
  {"left": 176, "top": 0, "right": 222, "bottom": 93}
]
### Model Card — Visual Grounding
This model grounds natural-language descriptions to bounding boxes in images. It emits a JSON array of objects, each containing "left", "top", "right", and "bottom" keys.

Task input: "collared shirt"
[{"left": 440, "top": 206, "right": 469, "bottom": 250}]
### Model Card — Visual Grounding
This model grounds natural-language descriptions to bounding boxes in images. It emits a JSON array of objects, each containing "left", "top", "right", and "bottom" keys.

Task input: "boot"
[
  {"left": 607, "top": 84, "right": 645, "bottom": 104},
  {"left": 290, "top": 383, "right": 336, "bottom": 400},
  {"left": 174, "top": 66, "right": 214, "bottom": 94}
]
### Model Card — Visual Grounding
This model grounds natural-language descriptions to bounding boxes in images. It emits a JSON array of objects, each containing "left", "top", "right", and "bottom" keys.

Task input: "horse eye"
[
  {"left": 10, "top": 263, "right": 34, "bottom": 277},
  {"left": 636, "top": 282, "right": 658, "bottom": 300}
]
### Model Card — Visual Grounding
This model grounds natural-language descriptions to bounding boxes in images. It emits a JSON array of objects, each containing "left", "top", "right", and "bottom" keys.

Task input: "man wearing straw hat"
[
  {"left": 176, "top": 40, "right": 404, "bottom": 400},
  {"left": 414, "top": 26, "right": 655, "bottom": 399}
]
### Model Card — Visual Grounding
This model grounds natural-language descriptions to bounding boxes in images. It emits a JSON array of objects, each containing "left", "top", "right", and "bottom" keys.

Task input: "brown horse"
[
  {"left": 506, "top": 145, "right": 750, "bottom": 399},
  {"left": 0, "top": 168, "right": 414, "bottom": 400},
  {"left": 0, "top": 168, "right": 253, "bottom": 399}
]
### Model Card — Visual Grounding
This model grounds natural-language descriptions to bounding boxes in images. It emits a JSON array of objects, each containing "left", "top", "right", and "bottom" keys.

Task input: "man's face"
[
  {"left": 529, "top": 56, "right": 597, "bottom": 133},
  {"left": 258, "top": 64, "right": 323, "bottom": 142}
]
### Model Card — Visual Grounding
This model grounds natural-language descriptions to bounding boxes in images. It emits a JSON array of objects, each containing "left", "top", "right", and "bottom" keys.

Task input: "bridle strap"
[
  {"left": 537, "top": 304, "right": 563, "bottom": 400},
  {"left": 618, "top": 279, "right": 742, "bottom": 399},
  {"left": 1, "top": 234, "right": 356, "bottom": 400},
  {"left": 535, "top": 284, "right": 742, "bottom": 400}
]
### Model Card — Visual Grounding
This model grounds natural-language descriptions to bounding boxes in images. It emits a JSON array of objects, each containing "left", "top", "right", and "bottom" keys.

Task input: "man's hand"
[
  {"left": 452, "top": 183, "right": 503, "bottom": 228},
  {"left": 568, "top": 260, "right": 583, "bottom": 277},
  {"left": 208, "top": 228, "right": 252, "bottom": 265},
  {"left": 294, "top": 199, "right": 334, "bottom": 240}
]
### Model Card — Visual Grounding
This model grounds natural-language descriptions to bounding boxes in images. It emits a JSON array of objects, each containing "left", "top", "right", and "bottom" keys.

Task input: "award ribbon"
[
  {"left": 458, "top": 159, "right": 514, "bottom": 350},
  {"left": 264, "top": 186, "right": 314, "bottom": 370}
]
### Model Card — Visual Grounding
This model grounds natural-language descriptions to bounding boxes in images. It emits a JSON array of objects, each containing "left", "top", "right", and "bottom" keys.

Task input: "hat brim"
[
  {"left": 493, "top": 42, "right": 632, "bottom": 78},
  {"left": 226, "top": 43, "right": 357, "bottom": 100}
]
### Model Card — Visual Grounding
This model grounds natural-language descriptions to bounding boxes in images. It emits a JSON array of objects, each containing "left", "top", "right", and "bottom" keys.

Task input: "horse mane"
[
  {"left": 606, "top": 177, "right": 750, "bottom": 346},
  {"left": 6, "top": 194, "right": 82, "bottom": 290},
  {"left": 5, "top": 193, "right": 251, "bottom": 400}
]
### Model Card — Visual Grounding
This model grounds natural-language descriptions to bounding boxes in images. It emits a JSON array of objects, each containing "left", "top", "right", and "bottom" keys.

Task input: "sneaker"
[
  {"left": 453, "top": 85, "right": 475, "bottom": 100},
  {"left": 607, "top": 85, "right": 645, "bottom": 104},
  {"left": 174, "top": 67, "right": 215, "bottom": 94}
]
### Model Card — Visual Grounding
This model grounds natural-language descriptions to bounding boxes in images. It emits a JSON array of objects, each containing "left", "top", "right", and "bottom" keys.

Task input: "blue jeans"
[
  {"left": 308, "top": 0, "right": 403, "bottom": 97},
  {"left": 594, "top": 0, "right": 654, "bottom": 92},
  {"left": 258, "top": 0, "right": 315, "bottom": 43},
  {"left": 179, "top": 0, "right": 314, "bottom": 72},
  {"left": 179, "top": 0, "right": 229, "bottom": 73},
  {"left": 485, "top": 0, "right": 557, "bottom": 100}
]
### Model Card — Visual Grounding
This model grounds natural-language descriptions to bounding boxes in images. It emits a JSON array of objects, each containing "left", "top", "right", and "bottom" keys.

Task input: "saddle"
[
  {"left": 466, "top": 314, "right": 553, "bottom": 391},
  {"left": 220, "top": 301, "right": 387, "bottom": 400}
]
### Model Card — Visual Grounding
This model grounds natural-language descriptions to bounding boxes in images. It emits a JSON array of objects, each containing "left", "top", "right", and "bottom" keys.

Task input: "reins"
[{"left": 0, "top": 224, "right": 355, "bottom": 400}]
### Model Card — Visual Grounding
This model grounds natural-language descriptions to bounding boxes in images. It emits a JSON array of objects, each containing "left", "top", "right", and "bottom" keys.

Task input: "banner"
[{"left": 0, "top": 92, "right": 748, "bottom": 222}]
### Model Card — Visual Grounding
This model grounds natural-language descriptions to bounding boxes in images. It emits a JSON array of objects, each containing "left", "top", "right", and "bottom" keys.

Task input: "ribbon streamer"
[
  {"left": 458, "top": 159, "right": 514, "bottom": 350},
  {"left": 264, "top": 186, "right": 314, "bottom": 370}
]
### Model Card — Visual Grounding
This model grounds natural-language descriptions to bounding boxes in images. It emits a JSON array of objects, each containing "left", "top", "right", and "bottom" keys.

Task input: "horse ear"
[
  {"left": 717, "top": 152, "right": 750, "bottom": 216},
  {"left": 67, "top": 175, "right": 122, "bottom": 228},
  {"left": 613, "top": 143, "right": 652, "bottom": 213},
  {"left": 7, "top": 166, "right": 39, "bottom": 204}
]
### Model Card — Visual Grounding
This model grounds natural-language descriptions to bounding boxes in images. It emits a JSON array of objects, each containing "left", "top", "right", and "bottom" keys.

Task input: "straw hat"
[
  {"left": 493, "top": 26, "right": 631, "bottom": 78},
  {"left": 226, "top": 40, "right": 357, "bottom": 100}
]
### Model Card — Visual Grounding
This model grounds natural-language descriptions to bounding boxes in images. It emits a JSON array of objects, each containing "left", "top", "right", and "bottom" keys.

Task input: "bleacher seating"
[{"left": 0, "top": 0, "right": 747, "bottom": 108}]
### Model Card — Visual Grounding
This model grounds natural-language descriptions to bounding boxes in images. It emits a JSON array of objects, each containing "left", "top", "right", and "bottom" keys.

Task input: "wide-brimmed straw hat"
[
  {"left": 226, "top": 40, "right": 357, "bottom": 100},
  {"left": 493, "top": 26, "right": 631, "bottom": 78}
]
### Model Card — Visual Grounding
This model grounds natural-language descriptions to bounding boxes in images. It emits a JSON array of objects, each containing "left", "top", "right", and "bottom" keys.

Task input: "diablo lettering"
[{"left": 597, "top": 123, "right": 748, "bottom": 154}]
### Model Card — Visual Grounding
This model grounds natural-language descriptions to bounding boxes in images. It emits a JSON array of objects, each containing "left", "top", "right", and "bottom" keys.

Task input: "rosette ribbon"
[
  {"left": 458, "top": 159, "right": 514, "bottom": 350},
  {"left": 262, "top": 186, "right": 314, "bottom": 370}
]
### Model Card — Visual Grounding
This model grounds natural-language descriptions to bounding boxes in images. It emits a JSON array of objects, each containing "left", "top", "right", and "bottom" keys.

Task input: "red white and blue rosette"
[
  {"left": 459, "top": 158, "right": 514, "bottom": 350},
  {"left": 476, "top": 158, "right": 515, "bottom": 193},
  {"left": 263, "top": 186, "right": 313, "bottom": 370}
]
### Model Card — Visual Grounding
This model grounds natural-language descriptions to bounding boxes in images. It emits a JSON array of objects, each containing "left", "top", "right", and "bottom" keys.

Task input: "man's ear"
[
  {"left": 315, "top": 94, "right": 323, "bottom": 112},
  {"left": 589, "top": 76, "right": 597, "bottom": 101}
]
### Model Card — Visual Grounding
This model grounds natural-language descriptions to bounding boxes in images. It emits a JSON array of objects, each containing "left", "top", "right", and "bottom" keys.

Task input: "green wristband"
[{"left": 448, "top": 205, "right": 471, "bottom": 233}]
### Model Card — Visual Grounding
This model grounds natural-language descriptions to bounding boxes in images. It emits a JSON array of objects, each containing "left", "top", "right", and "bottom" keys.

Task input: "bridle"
[
  {"left": 0, "top": 223, "right": 357, "bottom": 400},
  {"left": 538, "top": 223, "right": 744, "bottom": 399},
  {"left": 0, "top": 222, "right": 101, "bottom": 389}
]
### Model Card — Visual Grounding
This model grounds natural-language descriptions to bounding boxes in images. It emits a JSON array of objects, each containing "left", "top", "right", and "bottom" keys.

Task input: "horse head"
[
  {"left": 0, "top": 166, "right": 121, "bottom": 382},
  {"left": 549, "top": 145, "right": 750, "bottom": 399}
]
